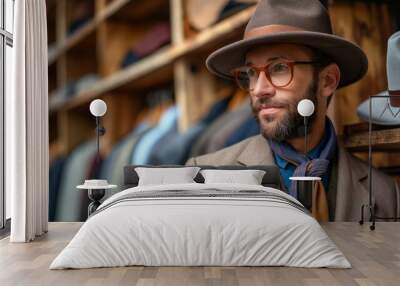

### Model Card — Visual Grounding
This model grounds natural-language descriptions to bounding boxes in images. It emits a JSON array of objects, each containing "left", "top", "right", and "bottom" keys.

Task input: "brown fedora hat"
[{"left": 206, "top": 0, "right": 368, "bottom": 88}]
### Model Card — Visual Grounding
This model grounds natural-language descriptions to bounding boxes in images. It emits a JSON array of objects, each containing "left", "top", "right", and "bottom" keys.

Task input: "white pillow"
[
  {"left": 135, "top": 167, "right": 201, "bottom": 186},
  {"left": 200, "top": 169, "right": 266, "bottom": 185}
]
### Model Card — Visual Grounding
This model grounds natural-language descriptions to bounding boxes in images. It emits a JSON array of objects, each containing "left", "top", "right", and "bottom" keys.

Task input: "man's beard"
[{"left": 251, "top": 79, "right": 318, "bottom": 142}]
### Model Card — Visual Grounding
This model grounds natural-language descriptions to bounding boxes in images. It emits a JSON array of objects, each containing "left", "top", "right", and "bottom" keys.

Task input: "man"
[{"left": 185, "top": 0, "right": 400, "bottom": 221}]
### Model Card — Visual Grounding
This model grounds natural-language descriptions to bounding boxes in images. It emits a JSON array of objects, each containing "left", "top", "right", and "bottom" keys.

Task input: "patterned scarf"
[{"left": 268, "top": 117, "right": 337, "bottom": 221}]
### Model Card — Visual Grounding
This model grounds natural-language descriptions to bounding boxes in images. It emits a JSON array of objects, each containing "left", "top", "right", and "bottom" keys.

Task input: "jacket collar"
[
  {"left": 334, "top": 143, "right": 369, "bottom": 220},
  {"left": 236, "top": 134, "right": 368, "bottom": 181},
  {"left": 235, "top": 134, "right": 370, "bottom": 221},
  {"left": 337, "top": 144, "right": 368, "bottom": 182},
  {"left": 236, "top": 134, "right": 276, "bottom": 166}
]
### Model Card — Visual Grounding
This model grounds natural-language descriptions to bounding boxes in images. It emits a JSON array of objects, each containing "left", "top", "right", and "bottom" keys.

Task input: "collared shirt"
[
  {"left": 273, "top": 132, "right": 331, "bottom": 193},
  {"left": 132, "top": 105, "right": 179, "bottom": 165}
]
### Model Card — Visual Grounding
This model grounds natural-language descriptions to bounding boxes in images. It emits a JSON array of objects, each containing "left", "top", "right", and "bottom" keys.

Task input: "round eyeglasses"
[{"left": 231, "top": 59, "right": 321, "bottom": 91}]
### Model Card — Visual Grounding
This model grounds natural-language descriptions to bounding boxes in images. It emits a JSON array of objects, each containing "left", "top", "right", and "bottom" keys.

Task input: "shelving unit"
[
  {"left": 47, "top": 0, "right": 257, "bottom": 157},
  {"left": 344, "top": 126, "right": 400, "bottom": 152},
  {"left": 51, "top": 7, "right": 255, "bottom": 111},
  {"left": 48, "top": 3, "right": 255, "bottom": 110},
  {"left": 47, "top": 0, "right": 399, "bottom": 178},
  {"left": 342, "top": 122, "right": 400, "bottom": 184}
]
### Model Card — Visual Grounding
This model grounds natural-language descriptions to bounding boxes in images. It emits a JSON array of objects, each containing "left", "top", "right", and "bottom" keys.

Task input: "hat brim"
[
  {"left": 206, "top": 31, "right": 368, "bottom": 88},
  {"left": 357, "top": 90, "right": 400, "bottom": 126}
]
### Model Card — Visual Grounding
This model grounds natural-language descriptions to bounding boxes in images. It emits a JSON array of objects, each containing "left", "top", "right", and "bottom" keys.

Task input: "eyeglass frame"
[{"left": 231, "top": 59, "right": 323, "bottom": 91}]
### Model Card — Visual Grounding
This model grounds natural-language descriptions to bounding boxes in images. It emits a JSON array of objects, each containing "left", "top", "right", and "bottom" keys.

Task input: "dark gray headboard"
[{"left": 123, "top": 165, "right": 282, "bottom": 190}]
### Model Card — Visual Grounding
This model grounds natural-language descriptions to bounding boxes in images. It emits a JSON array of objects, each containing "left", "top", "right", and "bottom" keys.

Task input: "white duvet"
[{"left": 50, "top": 183, "right": 350, "bottom": 269}]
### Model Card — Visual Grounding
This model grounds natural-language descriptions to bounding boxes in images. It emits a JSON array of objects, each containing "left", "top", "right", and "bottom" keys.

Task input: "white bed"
[{"left": 50, "top": 183, "right": 350, "bottom": 269}]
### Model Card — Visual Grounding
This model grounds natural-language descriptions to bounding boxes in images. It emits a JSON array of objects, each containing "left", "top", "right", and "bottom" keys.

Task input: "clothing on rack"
[
  {"left": 189, "top": 97, "right": 250, "bottom": 157},
  {"left": 148, "top": 95, "right": 232, "bottom": 165},
  {"left": 108, "top": 123, "right": 153, "bottom": 190},
  {"left": 205, "top": 102, "right": 252, "bottom": 154},
  {"left": 50, "top": 94, "right": 263, "bottom": 221},
  {"left": 223, "top": 116, "right": 260, "bottom": 147},
  {"left": 49, "top": 157, "right": 65, "bottom": 221},
  {"left": 54, "top": 141, "right": 96, "bottom": 222},
  {"left": 131, "top": 105, "right": 179, "bottom": 165}
]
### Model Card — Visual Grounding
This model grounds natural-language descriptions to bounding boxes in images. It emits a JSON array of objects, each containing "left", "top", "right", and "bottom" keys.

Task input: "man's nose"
[{"left": 252, "top": 71, "right": 275, "bottom": 97}]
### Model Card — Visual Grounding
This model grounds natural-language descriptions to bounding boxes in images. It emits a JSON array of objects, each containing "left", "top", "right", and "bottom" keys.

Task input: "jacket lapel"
[
  {"left": 235, "top": 135, "right": 370, "bottom": 221},
  {"left": 334, "top": 144, "right": 369, "bottom": 220},
  {"left": 236, "top": 134, "right": 276, "bottom": 166}
]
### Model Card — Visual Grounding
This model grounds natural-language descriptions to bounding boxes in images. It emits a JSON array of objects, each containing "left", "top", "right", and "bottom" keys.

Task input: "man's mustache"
[{"left": 252, "top": 97, "right": 291, "bottom": 111}]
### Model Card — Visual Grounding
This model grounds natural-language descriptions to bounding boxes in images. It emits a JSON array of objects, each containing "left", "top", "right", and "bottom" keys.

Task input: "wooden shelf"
[
  {"left": 48, "top": 5, "right": 255, "bottom": 113},
  {"left": 98, "top": 0, "right": 132, "bottom": 20},
  {"left": 49, "top": 19, "right": 97, "bottom": 65},
  {"left": 181, "top": 6, "right": 255, "bottom": 55},
  {"left": 48, "top": 0, "right": 169, "bottom": 65},
  {"left": 344, "top": 127, "right": 400, "bottom": 152},
  {"left": 105, "top": 0, "right": 169, "bottom": 23}
]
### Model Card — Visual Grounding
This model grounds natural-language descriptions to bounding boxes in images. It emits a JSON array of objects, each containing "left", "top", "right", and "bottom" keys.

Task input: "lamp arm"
[
  {"left": 94, "top": 117, "right": 106, "bottom": 177},
  {"left": 304, "top": 116, "right": 308, "bottom": 156}
]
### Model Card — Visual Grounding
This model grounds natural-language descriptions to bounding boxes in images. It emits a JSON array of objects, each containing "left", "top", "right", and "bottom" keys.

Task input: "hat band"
[{"left": 244, "top": 24, "right": 306, "bottom": 39}]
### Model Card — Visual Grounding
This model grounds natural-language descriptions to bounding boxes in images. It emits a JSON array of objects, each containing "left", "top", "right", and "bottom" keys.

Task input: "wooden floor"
[{"left": 0, "top": 222, "right": 399, "bottom": 286}]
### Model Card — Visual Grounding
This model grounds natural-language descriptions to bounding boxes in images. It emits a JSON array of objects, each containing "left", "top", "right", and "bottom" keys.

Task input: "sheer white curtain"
[{"left": 7, "top": 0, "right": 48, "bottom": 242}]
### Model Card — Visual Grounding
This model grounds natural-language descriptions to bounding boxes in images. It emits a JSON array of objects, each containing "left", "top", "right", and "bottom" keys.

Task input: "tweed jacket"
[{"left": 185, "top": 134, "right": 400, "bottom": 221}]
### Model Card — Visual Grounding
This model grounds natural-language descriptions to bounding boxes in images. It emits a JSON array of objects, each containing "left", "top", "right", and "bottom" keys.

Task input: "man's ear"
[{"left": 320, "top": 63, "right": 340, "bottom": 99}]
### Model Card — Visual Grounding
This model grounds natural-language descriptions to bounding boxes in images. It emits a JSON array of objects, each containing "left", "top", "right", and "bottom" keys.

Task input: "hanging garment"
[
  {"left": 148, "top": 123, "right": 203, "bottom": 165},
  {"left": 54, "top": 141, "right": 96, "bottom": 222},
  {"left": 48, "top": 157, "right": 65, "bottom": 222},
  {"left": 189, "top": 97, "right": 250, "bottom": 157},
  {"left": 132, "top": 105, "right": 179, "bottom": 165},
  {"left": 205, "top": 102, "right": 253, "bottom": 154},
  {"left": 99, "top": 123, "right": 152, "bottom": 197},
  {"left": 99, "top": 138, "right": 125, "bottom": 182},
  {"left": 148, "top": 96, "right": 231, "bottom": 165},
  {"left": 223, "top": 116, "right": 260, "bottom": 147},
  {"left": 109, "top": 124, "right": 152, "bottom": 190}
]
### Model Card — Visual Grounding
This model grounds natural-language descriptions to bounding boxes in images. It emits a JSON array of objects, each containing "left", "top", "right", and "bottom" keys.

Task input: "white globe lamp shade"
[
  {"left": 90, "top": 99, "right": 107, "bottom": 117},
  {"left": 297, "top": 99, "right": 315, "bottom": 117}
]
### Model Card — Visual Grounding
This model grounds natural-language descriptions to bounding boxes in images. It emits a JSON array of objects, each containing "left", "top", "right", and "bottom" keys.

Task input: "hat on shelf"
[
  {"left": 77, "top": 179, "right": 117, "bottom": 190},
  {"left": 205, "top": 0, "right": 368, "bottom": 88},
  {"left": 357, "top": 91, "right": 400, "bottom": 126},
  {"left": 387, "top": 31, "right": 400, "bottom": 107},
  {"left": 357, "top": 31, "right": 400, "bottom": 125},
  {"left": 186, "top": 0, "right": 257, "bottom": 31}
]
